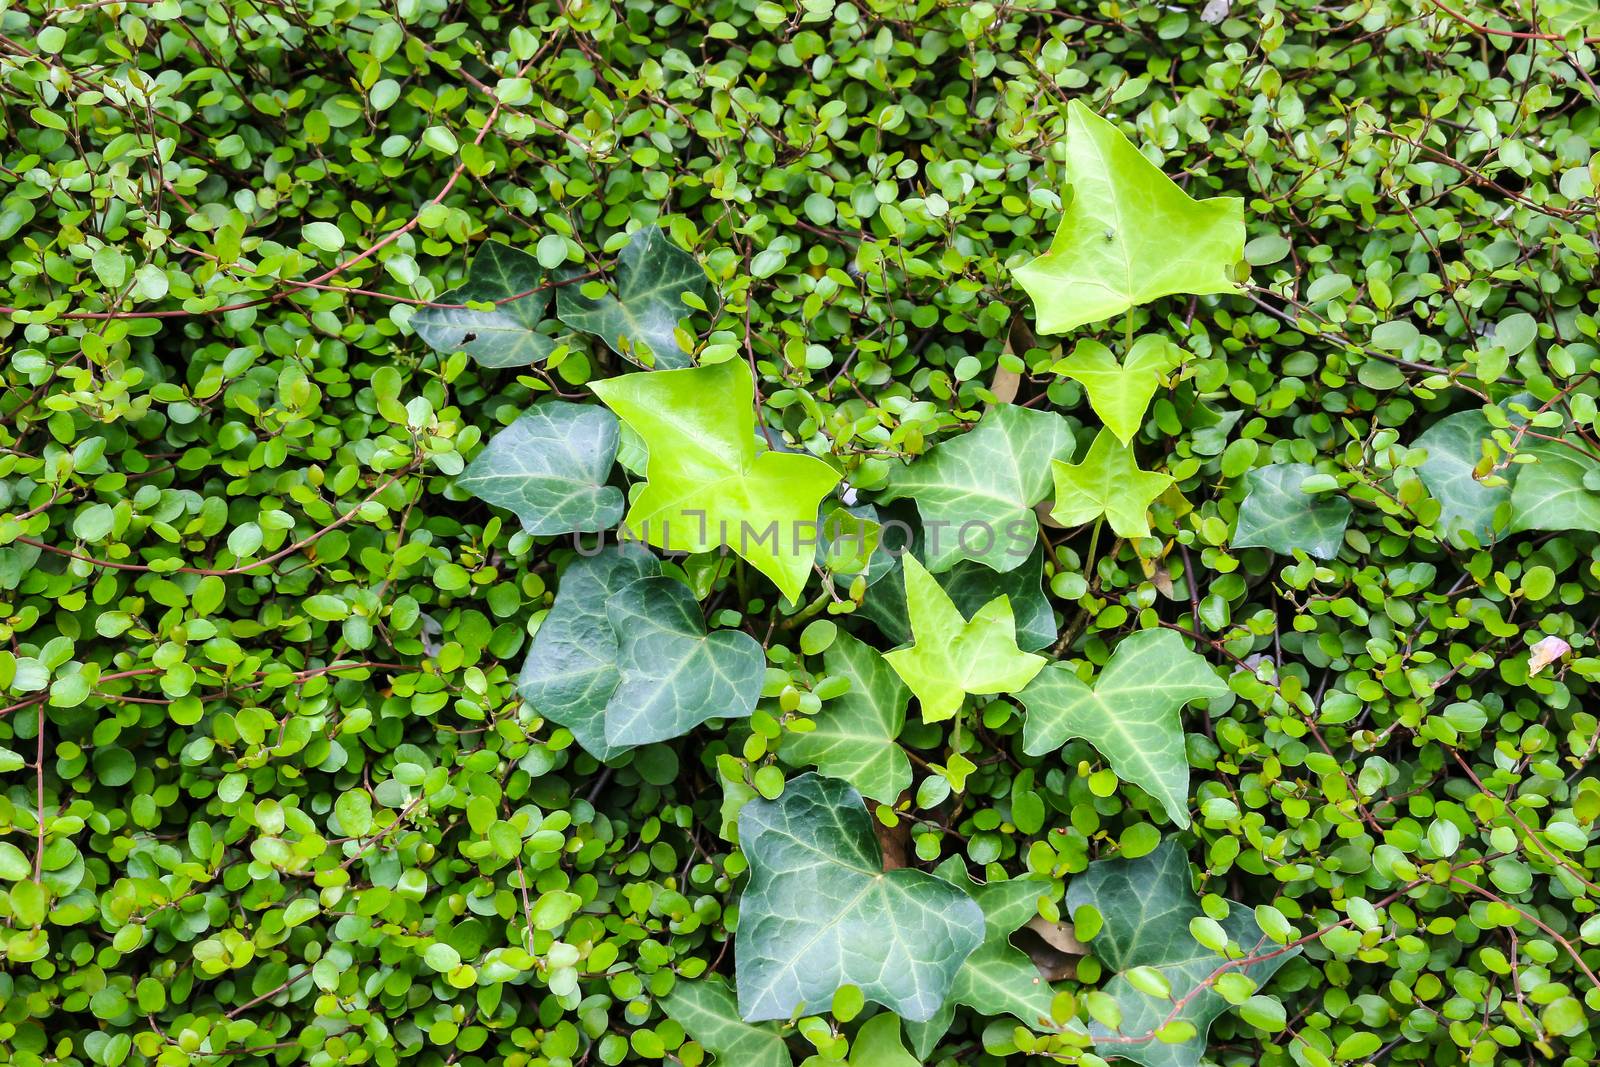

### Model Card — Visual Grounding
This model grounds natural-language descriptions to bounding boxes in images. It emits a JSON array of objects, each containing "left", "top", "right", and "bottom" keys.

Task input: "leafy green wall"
[{"left": 3, "top": 1, "right": 1600, "bottom": 1066}]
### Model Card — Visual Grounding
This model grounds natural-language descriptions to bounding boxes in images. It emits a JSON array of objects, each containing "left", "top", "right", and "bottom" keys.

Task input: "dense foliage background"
[{"left": 4, "top": 0, "right": 1600, "bottom": 1065}]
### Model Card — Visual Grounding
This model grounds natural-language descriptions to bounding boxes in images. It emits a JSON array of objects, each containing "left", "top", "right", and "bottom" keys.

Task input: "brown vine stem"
[
  {"left": 1426, "top": 0, "right": 1600, "bottom": 43},
  {"left": 1447, "top": 748, "right": 1600, "bottom": 896},
  {"left": 13, "top": 463, "right": 417, "bottom": 577},
  {"left": 1449, "top": 875, "right": 1600, "bottom": 990}
]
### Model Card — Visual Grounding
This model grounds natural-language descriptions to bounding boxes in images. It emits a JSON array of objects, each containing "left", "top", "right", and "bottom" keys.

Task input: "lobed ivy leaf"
[
  {"left": 1018, "top": 629, "right": 1228, "bottom": 828},
  {"left": 518, "top": 548, "right": 762, "bottom": 756},
  {"left": 1051, "top": 428, "right": 1173, "bottom": 538},
  {"left": 781, "top": 631, "right": 911, "bottom": 804},
  {"left": 661, "top": 976, "right": 794, "bottom": 1067},
  {"left": 1507, "top": 438, "right": 1600, "bottom": 534},
  {"left": 602, "top": 576, "right": 766, "bottom": 747},
  {"left": 906, "top": 859, "right": 1061, "bottom": 1057},
  {"left": 1014, "top": 100, "right": 1244, "bottom": 334},
  {"left": 1068, "top": 842, "right": 1298, "bottom": 1067},
  {"left": 411, "top": 242, "right": 556, "bottom": 367},
  {"left": 1232, "top": 462, "right": 1351, "bottom": 559},
  {"left": 557, "top": 224, "right": 711, "bottom": 369},
  {"left": 591, "top": 359, "right": 841, "bottom": 602},
  {"left": 517, "top": 546, "right": 660, "bottom": 760},
  {"left": 1413, "top": 409, "right": 1515, "bottom": 544},
  {"left": 860, "top": 541, "right": 1057, "bottom": 653},
  {"left": 879, "top": 405, "right": 1074, "bottom": 573},
  {"left": 456, "top": 402, "right": 624, "bottom": 536},
  {"left": 883, "top": 556, "right": 1046, "bottom": 722},
  {"left": 1055, "top": 335, "right": 1184, "bottom": 445},
  {"left": 735, "top": 772, "right": 985, "bottom": 1023}
]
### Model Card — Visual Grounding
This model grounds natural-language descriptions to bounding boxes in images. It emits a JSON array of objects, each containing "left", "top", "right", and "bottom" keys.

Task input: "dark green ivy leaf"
[
  {"left": 411, "top": 242, "right": 556, "bottom": 367},
  {"left": 456, "top": 402, "right": 624, "bottom": 536},
  {"left": 557, "top": 224, "right": 711, "bottom": 369},
  {"left": 736, "top": 773, "right": 984, "bottom": 1023},
  {"left": 1232, "top": 463, "right": 1351, "bottom": 560}
]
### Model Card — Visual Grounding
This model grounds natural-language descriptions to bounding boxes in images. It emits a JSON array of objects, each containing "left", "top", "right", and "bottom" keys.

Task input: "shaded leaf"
[
  {"left": 1018, "top": 629, "right": 1227, "bottom": 827},
  {"left": 591, "top": 359, "right": 840, "bottom": 602},
  {"left": 1014, "top": 101, "right": 1244, "bottom": 334},
  {"left": 1067, "top": 841, "right": 1297, "bottom": 1067},
  {"left": 883, "top": 556, "right": 1046, "bottom": 723},
  {"left": 1050, "top": 428, "right": 1173, "bottom": 538},
  {"left": 557, "top": 224, "right": 711, "bottom": 369},
  {"left": 736, "top": 773, "right": 984, "bottom": 1023},
  {"left": 1232, "top": 463, "right": 1351, "bottom": 559},
  {"left": 457, "top": 402, "right": 624, "bottom": 536},
  {"left": 782, "top": 632, "right": 912, "bottom": 804},
  {"left": 412, "top": 242, "right": 555, "bottom": 367},
  {"left": 880, "top": 405, "right": 1074, "bottom": 573}
]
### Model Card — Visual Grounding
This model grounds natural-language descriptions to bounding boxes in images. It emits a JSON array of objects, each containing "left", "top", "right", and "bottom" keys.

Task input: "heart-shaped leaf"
[
  {"left": 412, "top": 242, "right": 555, "bottom": 367},
  {"left": 457, "top": 402, "right": 624, "bottom": 536},
  {"left": 880, "top": 405, "right": 1074, "bottom": 573},
  {"left": 781, "top": 631, "right": 911, "bottom": 804},
  {"left": 883, "top": 556, "right": 1046, "bottom": 723},
  {"left": 557, "top": 224, "right": 711, "bottom": 369},
  {"left": 660, "top": 976, "right": 793, "bottom": 1067},
  {"left": 591, "top": 359, "right": 840, "bottom": 602},
  {"left": 1051, "top": 428, "right": 1173, "bottom": 538},
  {"left": 735, "top": 772, "right": 985, "bottom": 1022},
  {"left": 1056, "top": 335, "right": 1184, "bottom": 445},
  {"left": 603, "top": 576, "right": 765, "bottom": 747},
  {"left": 1014, "top": 100, "right": 1244, "bottom": 334},
  {"left": 1232, "top": 462, "right": 1351, "bottom": 559},
  {"left": 1067, "top": 841, "right": 1298, "bottom": 1067},
  {"left": 1019, "top": 629, "right": 1227, "bottom": 827}
]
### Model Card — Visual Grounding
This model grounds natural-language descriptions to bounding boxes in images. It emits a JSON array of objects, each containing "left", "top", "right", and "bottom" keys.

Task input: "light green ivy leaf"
[
  {"left": 591, "top": 359, "right": 841, "bottom": 603},
  {"left": 879, "top": 405, "right": 1074, "bottom": 573},
  {"left": 1019, "top": 629, "right": 1227, "bottom": 828},
  {"left": 883, "top": 556, "right": 1046, "bottom": 723},
  {"left": 1508, "top": 438, "right": 1600, "bottom": 534},
  {"left": 1014, "top": 100, "right": 1244, "bottom": 334},
  {"left": 1056, "top": 335, "right": 1184, "bottom": 445},
  {"left": 860, "top": 541, "right": 1057, "bottom": 653},
  {"left": 456, "top": 402, "right": 624, "bottom": 536},
  {"left": 1068, "top": 841, "right": 1297, "bottom": 1067},
  {"left": 661, "top": 976, "right": 794, "bottom": 1067},
  {"left": 782, "top": 631, "right": 911, "bottom": 804},
  {"left": 736, "top": 773, "right": 985, "bottom": 1023},
  {"left": 1413, "top": 410, "right": 1515, "bottom": 544},
  {"left": 1051, "top": 428, "right": 1173, "bottom": 538},
  {"left": 557, "top": 224, "right": 711, "bottom": 369},
  {"left": 412, "top": 242, "right": 555, "bottom": 368},
  {"left": 1232, "top": 462, "right": 1351, "bottom": 559}
]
